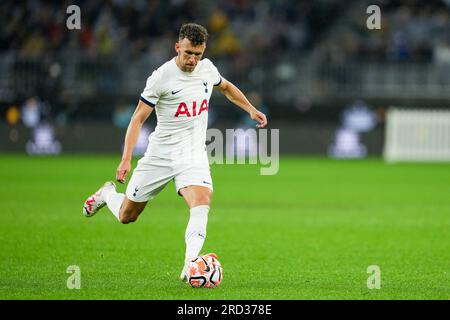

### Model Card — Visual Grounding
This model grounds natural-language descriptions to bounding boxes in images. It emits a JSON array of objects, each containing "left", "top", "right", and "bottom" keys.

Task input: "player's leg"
[
  {"left": 83, "top": 157, "right": 172, "bottom": 224},
  {"left": 175, "top": 157, "right": 214, "bottom": 281},
  {"left": 179, "top": 185, "right": 212, "bottom": 209},
  {"left": 179, "top": 185, "right": 212, "bottom": 208},
  {"left": 178, "top": 186, "right": 212, "bottom": 281},
  {"left": 115, "top": 162, "right": 171, "bottom": 223},
  {"left": 103, "top": 188, "right": 147, "bottom": 224},
  {"left": 83, "top": 181, "right": 147, "bottom": 224}
]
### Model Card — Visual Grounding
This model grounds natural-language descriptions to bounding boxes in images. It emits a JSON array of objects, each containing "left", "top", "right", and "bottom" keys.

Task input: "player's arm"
[
  {"left": 217, "top": 78, "right": 268, "bottom": 128},
  {"left": 116, "top": 100, "right": 154, "bottom": 184}
]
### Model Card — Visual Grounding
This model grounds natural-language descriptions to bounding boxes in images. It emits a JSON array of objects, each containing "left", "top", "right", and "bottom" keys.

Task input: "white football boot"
[
  {"left": 180, "top": 258, "right": 194, "bottom": 283},
  {"left": 82, "top": 181, "right": 116, "bottom": 217}
]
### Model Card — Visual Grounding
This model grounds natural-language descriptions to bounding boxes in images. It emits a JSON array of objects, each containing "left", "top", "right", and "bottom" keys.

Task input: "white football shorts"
[{"left": 125, "top": 155, "right": 213, "bottom": 203}]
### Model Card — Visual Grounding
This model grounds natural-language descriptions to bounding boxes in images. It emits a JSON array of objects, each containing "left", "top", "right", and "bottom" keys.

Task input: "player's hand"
[
  {"left": 250, "top": 110, "right": 268, "bottom": 128},
  {"left": 116, "top": 160, "right": 131, "bottom": 184}
]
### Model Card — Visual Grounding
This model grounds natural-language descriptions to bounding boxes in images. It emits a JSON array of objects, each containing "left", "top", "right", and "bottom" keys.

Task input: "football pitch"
[{"left": 1, "top": 155, "right": 449, "bottom": 300}]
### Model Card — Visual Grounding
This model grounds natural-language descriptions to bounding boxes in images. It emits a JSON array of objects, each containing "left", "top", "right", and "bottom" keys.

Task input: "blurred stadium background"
[
  {"left": 2, "top": 0, "right": 450, "bottom": 157},
  {"left": 1, "top": 0, "right": 450, "bottom": 300}
]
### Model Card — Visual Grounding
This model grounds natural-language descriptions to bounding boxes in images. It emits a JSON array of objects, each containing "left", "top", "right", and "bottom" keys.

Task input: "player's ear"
[{"left": 175, "top": 42, "right": 180, "bottom": 54}]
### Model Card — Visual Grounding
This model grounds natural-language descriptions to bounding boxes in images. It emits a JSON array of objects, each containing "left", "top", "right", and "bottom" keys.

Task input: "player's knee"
[
  {"left": 119, "top": 209, "right": 139, "bottom": 224},
  {"left": 120, "top": 215, "right": 138, "bottom": 224},
  {"left": 192, "top": 191, "right": 212, "bottom": 207}
]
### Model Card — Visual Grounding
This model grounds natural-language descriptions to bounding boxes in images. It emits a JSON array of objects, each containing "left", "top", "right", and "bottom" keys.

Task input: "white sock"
[
  {"left": 103, "top": 188, "right": 124, "bottom": 222},
  {"left": 184, "top": 205, "right": 209, "bottom": 263}
]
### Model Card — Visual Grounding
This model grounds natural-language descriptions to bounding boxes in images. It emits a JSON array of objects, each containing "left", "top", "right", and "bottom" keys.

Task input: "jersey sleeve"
[
  {"left": 140, "top": 69, "right": 162, "bottom": 107},
  {"left": 209, "top": 60, "right": 222, "bottom": 86}
]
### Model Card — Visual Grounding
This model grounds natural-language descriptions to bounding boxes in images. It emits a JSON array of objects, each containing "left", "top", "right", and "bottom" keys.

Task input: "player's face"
[{"left": 175, "top": 38, "right": 206, "bottom": 72}]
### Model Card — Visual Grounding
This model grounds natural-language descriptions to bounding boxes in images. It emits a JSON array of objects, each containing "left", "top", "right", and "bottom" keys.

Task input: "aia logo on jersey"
[{"left": 175, "top": 99, "right": 208, "bottom": 117}]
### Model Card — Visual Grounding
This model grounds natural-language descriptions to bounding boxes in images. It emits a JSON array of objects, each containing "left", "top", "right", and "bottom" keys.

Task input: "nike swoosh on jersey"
[{"left": 171, "top": 89, "right": 183, "bottom": 94}]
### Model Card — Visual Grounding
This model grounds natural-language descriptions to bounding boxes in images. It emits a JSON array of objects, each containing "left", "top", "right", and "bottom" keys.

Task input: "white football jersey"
[{"left": 140, "top": 57, "right": 221, "bottom": 160}]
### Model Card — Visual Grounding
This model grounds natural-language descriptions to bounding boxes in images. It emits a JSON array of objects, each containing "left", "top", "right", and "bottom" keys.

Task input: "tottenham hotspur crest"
[{"left": 203, "top": 81, "right": 208, "bottom": 93}]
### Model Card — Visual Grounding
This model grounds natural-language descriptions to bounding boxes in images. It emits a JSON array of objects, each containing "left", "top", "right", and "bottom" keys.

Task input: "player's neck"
[
  {"left": 175, "top": 56, "right": 195, "bottom": 73},
  {"left": 175, "top": 56, "right": 185, "bottom": 72}
]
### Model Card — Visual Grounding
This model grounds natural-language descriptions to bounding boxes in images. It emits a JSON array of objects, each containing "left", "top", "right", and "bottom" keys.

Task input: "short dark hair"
[{"left": 179, "top": 23, "right": 208, "bottom": 46}]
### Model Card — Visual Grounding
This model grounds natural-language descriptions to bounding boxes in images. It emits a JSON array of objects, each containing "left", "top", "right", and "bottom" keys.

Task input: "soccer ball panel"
[
  {"left": 189, "top": 276, "right": 207, "bottom": 288},
  {"left": 188, "top": 254, "right": 223, "bottom": 288}
]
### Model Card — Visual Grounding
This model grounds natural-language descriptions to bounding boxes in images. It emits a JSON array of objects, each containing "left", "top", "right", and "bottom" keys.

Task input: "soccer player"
[{"left": 82, "top": 23, "right": 268, "bottom": 282}]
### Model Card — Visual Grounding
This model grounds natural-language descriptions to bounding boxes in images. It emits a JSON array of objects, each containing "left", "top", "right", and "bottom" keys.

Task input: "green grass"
[{"left": 0, "top": 155, "right": 449, "bottom": 299}]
